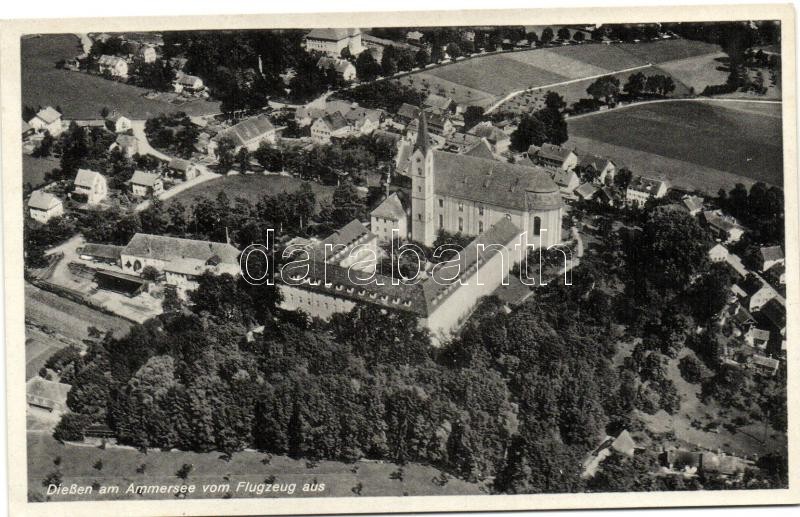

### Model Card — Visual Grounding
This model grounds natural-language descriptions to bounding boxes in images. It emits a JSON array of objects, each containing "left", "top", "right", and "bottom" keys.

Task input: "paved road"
[
  {"left": 485, "top": 63, "right": 655, "bottom": 114},
  {"left": 566, "top": 96, "right": 782, "bottom": 121}
]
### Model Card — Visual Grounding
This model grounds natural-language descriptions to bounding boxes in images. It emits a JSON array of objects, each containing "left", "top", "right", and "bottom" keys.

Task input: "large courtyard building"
[{"left": 304, "top": 28, "right": 363, "bottom": 56}]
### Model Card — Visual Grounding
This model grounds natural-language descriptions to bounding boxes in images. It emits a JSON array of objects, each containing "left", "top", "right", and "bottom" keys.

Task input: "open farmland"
[
  {"left": 395, "top": 72, "right": 496, "bottom": 109},
  {"left": 22, "top": 34, "right": 220, "bottom": 119},
  {"left": 658, "top": 52, "right": 730, "bottom": 92},
  {"left": 567, "top": 100, "right": 783, "bottom": 193},
  {"left": 27, "top": 433, "right": 482, "bottom": 501},
  {"left": 164, "top": 174, "right": 336, "bottom": 210},
  {"left": 618, "top": 38, "right": 722, "bottom": 64}
]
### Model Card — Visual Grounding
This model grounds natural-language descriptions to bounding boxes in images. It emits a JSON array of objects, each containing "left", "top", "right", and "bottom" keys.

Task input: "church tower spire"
[
  {"left": 414, "top": 111, "right": 429, "bottom": 153},
  {"left": 410, "top": 111, "right": 435, "bottom": 246}
]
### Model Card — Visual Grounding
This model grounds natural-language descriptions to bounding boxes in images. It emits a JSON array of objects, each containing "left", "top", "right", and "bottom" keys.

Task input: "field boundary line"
[
  {"left": 566, "top": 96, "right": 782, "bottom": 121},
  {"left": 485, "top": 63, "right": 655, "bottom": 114}
]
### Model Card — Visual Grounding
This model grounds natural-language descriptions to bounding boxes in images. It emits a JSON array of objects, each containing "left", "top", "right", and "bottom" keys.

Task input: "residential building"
[
  {"left": 395, "top": 103, "right": 421, "bottom": 125},
  {"left": 304, "top": 28, "right": 363, "bottom": 56},
  {"left": 682, "top": 195, "right": 705, "bottom": 216},
  {"left": 72, "top": 169, "right": 108, "bottom": 205},
  {"left": 527, "top": 143, "right": 578, "bottom": 171},
  {"left": 129, "top": 170, "right": 163, "bottom": 197},
  {"left": 341, "top": 106, "right": 383, "bottom": 135},
  {"left": 626, "top": 176, "right": 669, "bottom": 207},
  {"left": 423, "top": 93, "right": 454, "bottom": 113},
  {"left": 407, "top": 112, "right": 453, "bottom": 137},
  {"left": 759, "top": 246, "right": 784, "bottom": 272},
  {"left": 311, "top": 112, "right": 351, "bottom": 144},
  {"left": 702, "top": 210, "right": 744, "bottom": 243},
  {"left": 27, "top": 106, "right": 63, "bottom": 136},
  {"left": 97, "top": 54, "right": 129, "bottom": 78},
  {"left": 444, "top": 132, "right": 482, "bottom": 153},
  {"left": 79, "top": 243, "right": 123, "bottom": 265},
  {"left": 708, "top": 243, "right": 728, "bottom": 263},
  {"left": 370, "top": 192, "right": 409, "bottom": 243},
  {"left": 468, "top": 122, "right": 511, "bottom": 154},
  {"left": 120, "top": 233, "right": 240, "bottom": 290},
  {"left": 575, "top": 183, "right": 599, "bottom": 201},
  {"left": 578, "top": 154, "right": 616, "bottom": 185},
  {"left": 28, "top": 190, "right": 64, "bottom": 223},
  {"left": 407, "top": 113, "right": 562, "bottom": 248},
  {"left": 173, "top": 73, "right": 205, "bottom": 94},
  {"left": 316, "top": 56, "right": 357, "bottom": 81},
  {"left": 138, "top": 45, "right": 157, "bottom": 63},
  {"left": 582, "top": 430, "right": 637, "bottom": 478},
  {"left": 26, "top": 377, "right": 71, "bottom": 414},
  {"left": 168, "top": 158, "right": 200, "bottom": 181},
  {"left": 105, "top": 111, "right": 132, "bottom": 133},
  {"left": 750, "top": 354, "right": 780, "bottom": 377},
  {"left": 109, "top": 134, "right": 139, "bottom": 157},
  {"left": 745, "top": 327, "right": 770, "bottom": 350},
  {"left": 551, "top": 168, "right": 580, "bottom": 195},
  {"left": 209, "top": 115, "right": 278, "bottom": 156}
]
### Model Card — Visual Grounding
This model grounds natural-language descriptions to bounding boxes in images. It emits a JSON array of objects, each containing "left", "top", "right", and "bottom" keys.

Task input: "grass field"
[
  {"left": 164, "top": 174, "right": 336, "bottom": 210},
  {"left": 395, "top": 73, "right": 496, "bottom": 109},
  {"left": 27, "top": 433, "right": 482, "bottom": 501},
  {"left": 23, "top": 155, "right": 59, "bottom": 188},
  {"left": 657, "top": 52, "right": 730, "bottom": 92},
  {"left": 567, "top": 100, "right": 783, "bottom": 192},
  {"left": 22, "top": 34, "right": 220, "bottom": 119},
  {"left": 619, "top": 39, "right": 723, "bottom": 64}
]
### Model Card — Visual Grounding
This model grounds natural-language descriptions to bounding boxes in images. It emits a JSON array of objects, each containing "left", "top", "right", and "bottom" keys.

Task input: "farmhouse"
[
  {"left": 702, "top": 210, "right": 744, "bottom": 243},
  {"left": 27, "top": 106, "right": 63, "bottom": 136},
  {"left": 209, "top": 115, "right": 278, "bottom": 156},
  {"left": 423, "top": 93, "right": 454, "bottom": 113},
  {"left": 395, "top": 103, "right": 421, "bottom": 125},
  {"left": 745, "top": 327, "right": 770, "bottom": 350},
  {"left": 575, "top": 183, "right": 599, "bottom": 201},
  {"left": 578, "top": 154, "right": 616, "bottom": 185},
  {"left": 120, "top": 233, "right": 240, "bottom": 290},
  {"left": 406, "top": 113, "right": 562, "bottom": 248},
  {"left": 73, "top": 169, "right": 108, "bottom": 205},
  {"left": 305, "top": 28, "right": 363, "bottom": 56},
  {"left": 105, "top": 111, "right": 132, "bottom": 133},
  {"left": 682, "top": 195, "right": 705, "bottom": 216},
  {"left": 28, "top": 190, "right": 63, "bottom": 223},
  {"left": 468, "top": 122, "right": 511, "bottom": 154},
  {"left": 551, "top": 168, "right": 581, "bottom": 195},
  {"left": 79, "top": 243, "right": 124, "bottom": 265},
  {"left": 444, "top": 131, "right": 482, "bottom": 153},
  {"left": 527, "top": 144, "right": 578, "bottom": 171},
  {"left": 316, "top": 56, "right": 357, "bottom": 81},
  {"left": 26, "top": 377, "right": 71, "bottom": 414},
  {"left": 173, "top": 73, "right": 205, "bottom": 94},
  {"left": 708, "top": 243, "right": 728, "bottom": 263},
  {"left": 625, "top": 176, "right": 669, "bottom": 207},
  {"left": 138, "top": 45, "right": 157, "bottom": 63},
  {"left": 129, "top": 170, "right": 163, "bottom": 197},
  {"left": 311, "top": 112, "right": 351, "bottom": 144},
  {"left": 97, "top": 54, "right": 129, "bottom": 78},
  {"left": 168, "top": 158, "right": 200, "bottom": 181}
]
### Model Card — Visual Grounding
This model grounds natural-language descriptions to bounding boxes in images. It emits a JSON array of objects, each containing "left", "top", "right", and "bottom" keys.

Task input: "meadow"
[
  {"left": 567, "top": 100, "right": 784, "bottom": 192},
  {"left": 22, "top": 34, "right": 220, "bottom": 120},
  {"left": 27, "top": 433, "right": 483, "bottom": 501}
]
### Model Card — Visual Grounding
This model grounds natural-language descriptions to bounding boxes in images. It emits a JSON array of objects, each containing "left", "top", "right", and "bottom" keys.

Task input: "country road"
[
  {"left": 130, "top": 120, "right": 173, "bottom": 161},
  {"left": 485, "top": 63, "right": 655, "bottom": 114}
]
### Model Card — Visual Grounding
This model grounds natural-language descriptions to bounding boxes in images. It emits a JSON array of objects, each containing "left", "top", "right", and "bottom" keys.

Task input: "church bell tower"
[{"left": 410, "top": 112, "right": 435, "bottom": 246}]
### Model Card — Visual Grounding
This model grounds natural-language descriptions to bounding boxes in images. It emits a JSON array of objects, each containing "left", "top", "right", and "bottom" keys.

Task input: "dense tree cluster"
[
  {"left": 336, "top": 81, "right": 425, "bottom": 113},
  {"left": 510, "top": 92, "right": 568, "bottom": 151},
  {"left": 144, "top": 112, "right": 200, "bottom": 158}
]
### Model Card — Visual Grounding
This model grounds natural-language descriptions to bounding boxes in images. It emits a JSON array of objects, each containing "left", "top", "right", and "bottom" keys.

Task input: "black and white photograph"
[{"left": 1, "top": 3, "right": 798, "bottom": 516}]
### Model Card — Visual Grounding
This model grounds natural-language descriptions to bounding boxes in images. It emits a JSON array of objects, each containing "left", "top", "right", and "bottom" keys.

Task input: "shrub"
[
  {"left": 679, "top": 354, "right": 710, "bottom": 384},
  {"left": 53, "top": 412, "right": 93, "bottom": 442}
]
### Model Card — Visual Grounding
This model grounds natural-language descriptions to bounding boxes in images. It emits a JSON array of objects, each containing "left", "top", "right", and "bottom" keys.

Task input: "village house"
[
  {"left": 750, "top": 354, "right": 780, "bottom": 377},
  {"left": 759, "top": 245, "right": 784, "bottom": 272},
  {"left": 468, "top": 122, "right": 511, "bottom": 154},
  {"left": 105, "top": 111, "right": 132, "bottom": 133},
  {"left": 745, "top": 327, "right": 771, "bottom": 350},
  {"left": 26, "top": 377, "right": 71, "bottom": 415},
  {"left": 708, "top": 243, "right": 729, "bottom": 263},
  {"left": 137, "top": 44, "right": 157, "bottom": 63},
  {"left": 395, "top": 103, "right": 421, "bottom": 125},
  {"left": 173, "top": 73, "right": 205, "bottom": 94},
  {"left": 120, "top": 233, "right": 240, "bottom": 291},
  {"left": 578, "top": 154, "right": 616, "bottom": 185},
  {"left": 582, "top": 430, "right": 637, "bottom": 478},
  {"left": 625, "top": 176, "right": 669, "bottom": 207},
  {"left": 316, "top": 56, "right": 357, "bottom": 81},
  {"left": 27, "top": 106, "right": 63, "bottom": 137},
  {"left": 129, "top": 170, "right": 163, "bottom": 197},
  {"left": 109, "top": 134, "right": 139, "bottom": 157},
  {"left": 28, "top": 190, "right": 64, "bottom": 223},
  {"left": 168, "top": 158, "right": 200, "bottom": 181},
  {"left": 407, "top": 112, "right": 454, "bottom": 137},
  {"left": 702, "top": 210, "right": 744, "bottom": 243},
  {"left": 341, "top": 106, "right": 384, "bottom": 135},
  {"left": 682, "top": 195, "right": 705, "bottom": 216},
  {"left": 423, "top": 93, "right": 454, "bottom": 114},
  {"left": 527, "top": 143, "right": 578, "bottom": 171},
  {"left": 72, "top": 169, "right": 108, "bottom": 205},
  {"left": 551, "top": 168, "right": 581, "bottom": 195},
  {"left": 575, "top": 183, "right": 599, "bottom": 202},
  {"left": 97, "top": 54, "right": 129, "bottom": 78},
  {"left": 304, "top": 28, "right": 363, "bottom": 56},
  {"left": 757, "top": 296, "right": 786, "bottom": 342},
  {"left": 444, "top": 131, "right": 482, "bottom": 153},
  {"left": 79, "top": 243, "right": 124, "bottom": 265},
  {"left": 209, "top": 115, "right": 278, "bottom": 156},
  {"left": 311, "top": 112, "right": 351, "bottom": 144},
  {"left": 370, "top": 192, "right": 409, "bottom": 243}
]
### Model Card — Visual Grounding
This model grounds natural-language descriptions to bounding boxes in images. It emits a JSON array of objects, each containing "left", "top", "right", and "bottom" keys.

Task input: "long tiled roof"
[
  {"left": 760, "top": 245, "right": 784, "bottom": 263},
  {"left": 98, "top": 54, "right": 126, "bottom": 66},
  {"left": 81, "top": 243, "right": 123, "bottom": 261},
  {"left": 529, "top": 143, "right": 574, "bottom": 163},
  {"left": 463, "top": 139, "right": 495, "bottom": 160},
  {"left": 213, "top": 115, "right": 275, "bottom": 146},
  {"left": 313, "top": 220, "right": 373, "bottom": 262},
  {"left": 628, "top": 176, "right": 667, "bottom": 194},
  {"left": 130, "top": 170, "right": 160, "bottom": 186},
  {"left": 122, "top": 233, "right": 240, "bottom": 264},
  {"left": 33, "top": 106, "right": 61, "bottom": 125},
  {"left": 431, "top": 151, "right": 561, "bottom": 211},
  {"left": 306, "top": 28, "right": 361, "bottom": 41}
]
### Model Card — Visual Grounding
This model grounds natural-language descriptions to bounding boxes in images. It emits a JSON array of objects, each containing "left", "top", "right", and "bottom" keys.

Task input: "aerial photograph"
[{"left": 20, "top": 20, "right": 787, "bottom": 503}]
